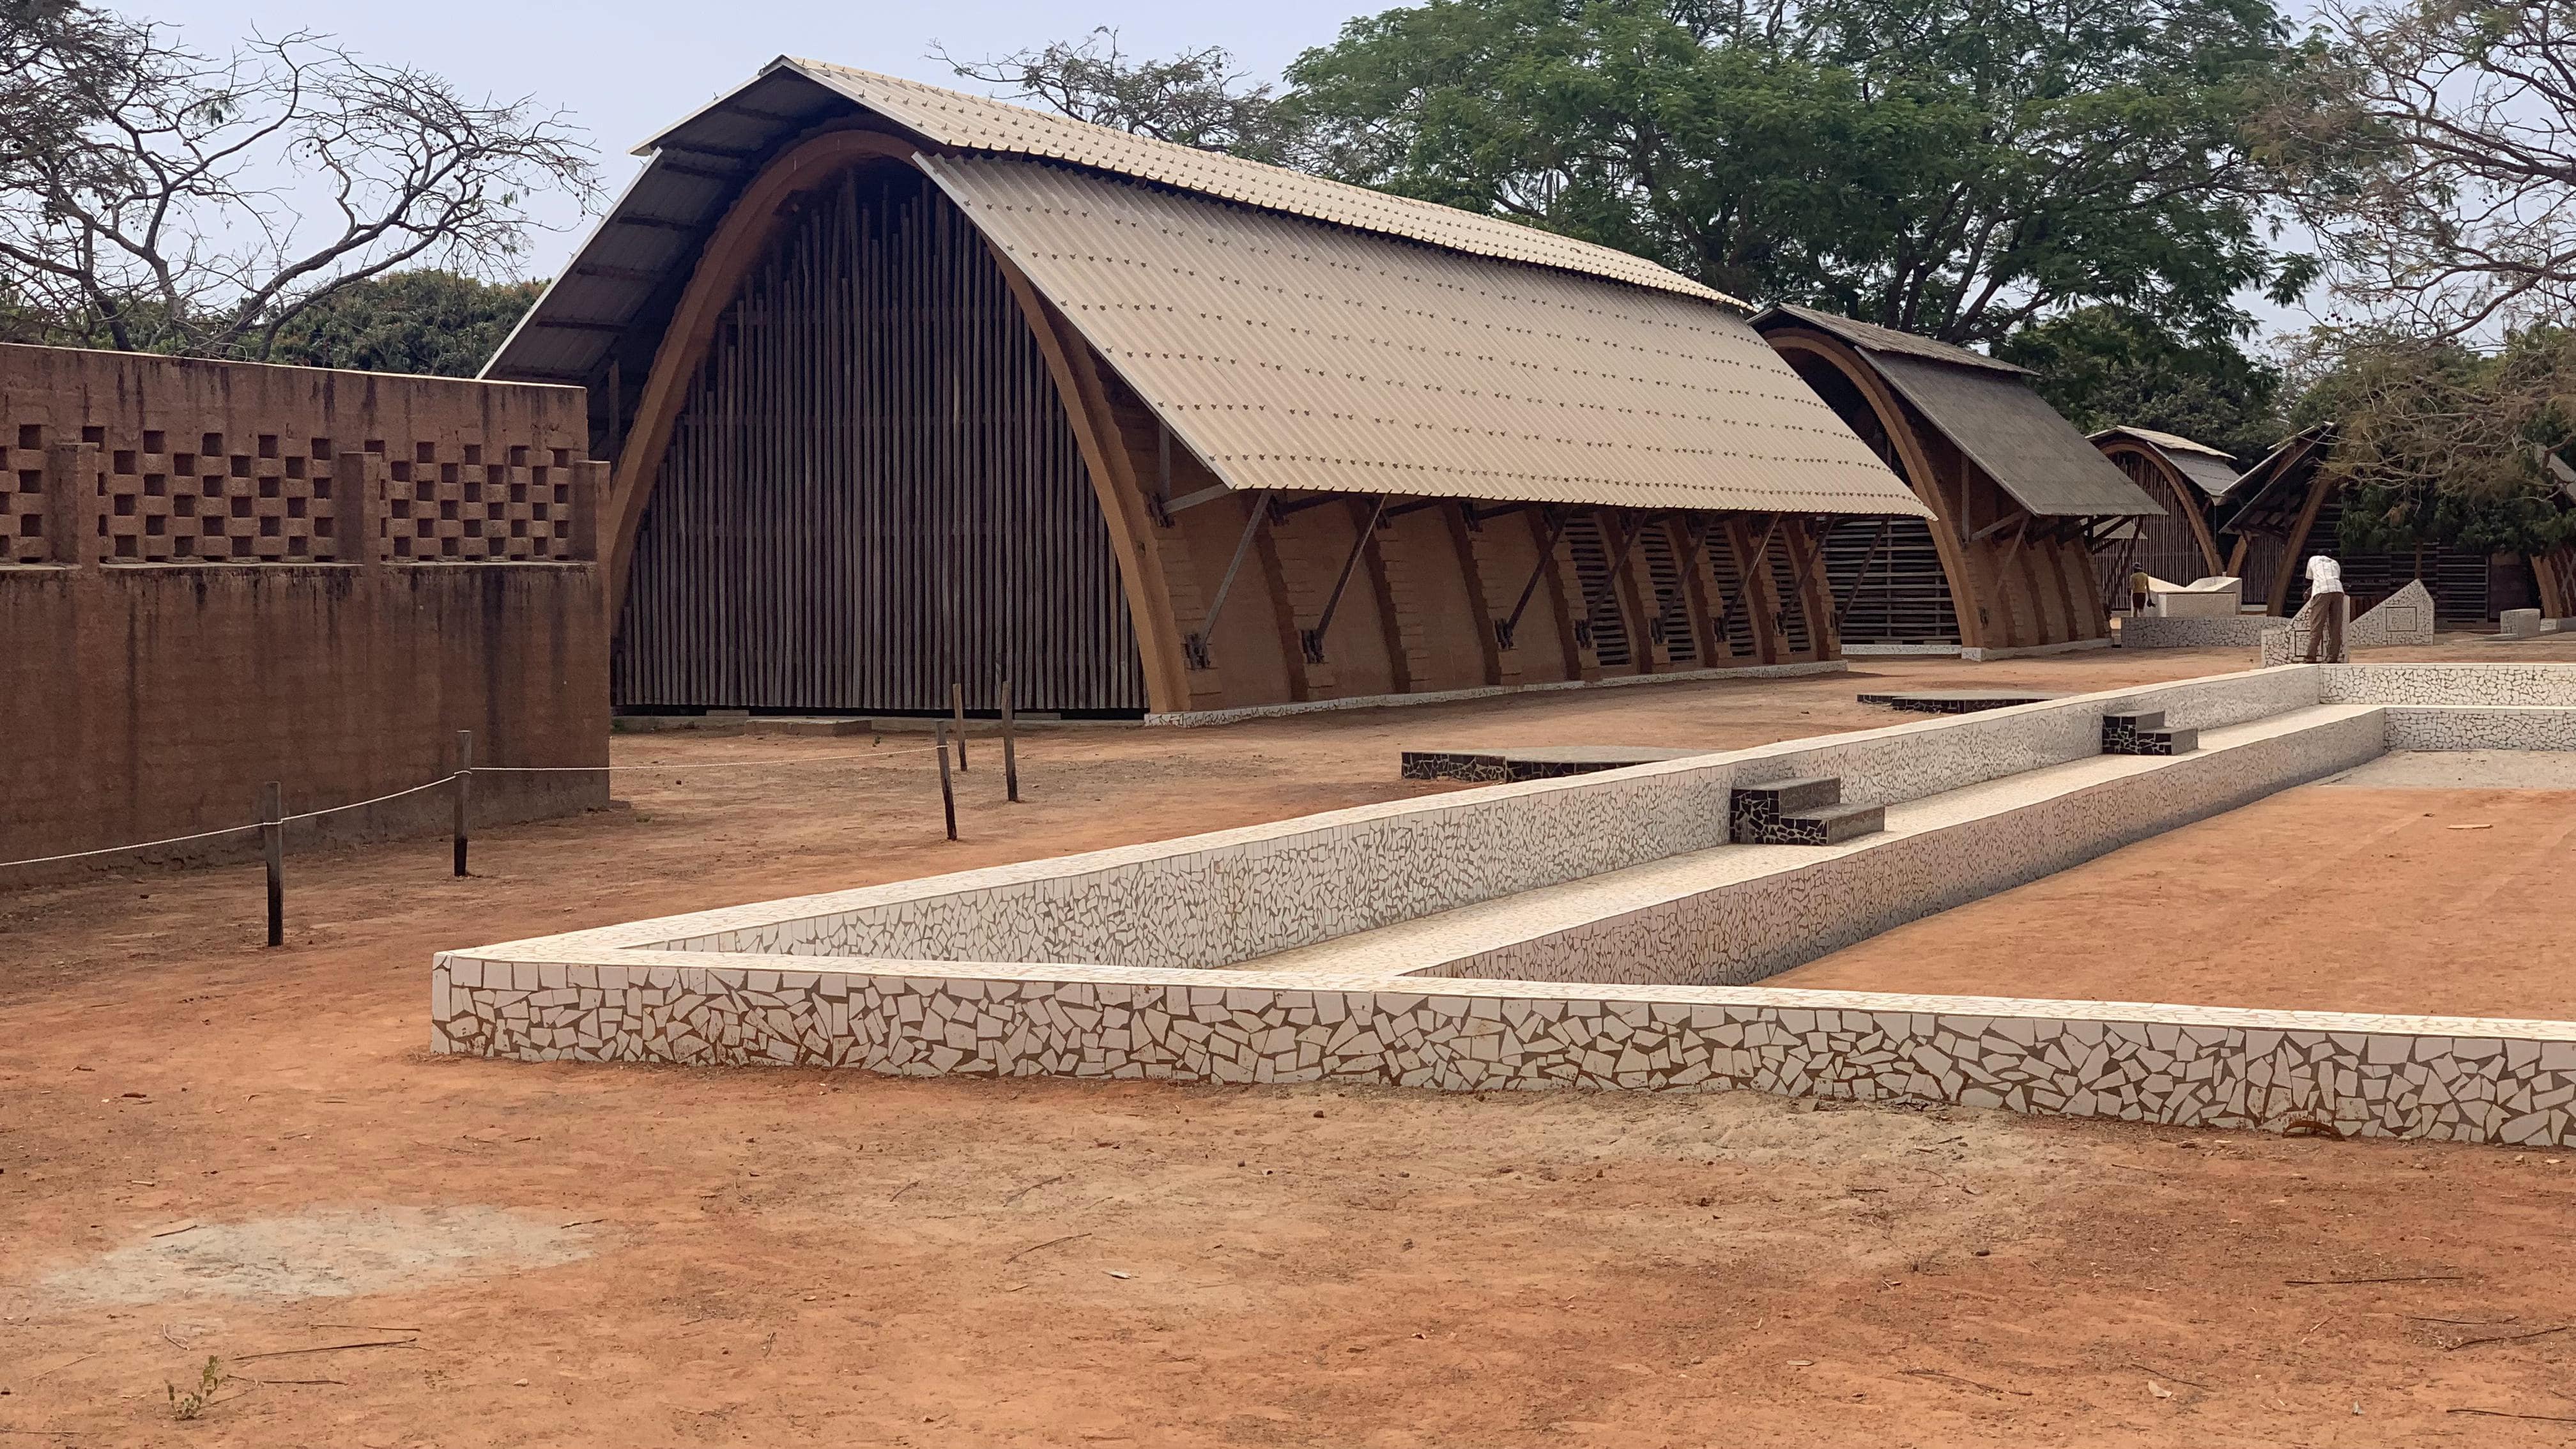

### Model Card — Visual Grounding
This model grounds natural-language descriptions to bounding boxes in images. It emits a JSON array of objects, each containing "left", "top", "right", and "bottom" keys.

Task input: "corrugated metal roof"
[
  {"left": 2092, "top": 425, "right": 2241, "bottom": 500},
  {"left": 1752, "top": 303, "right": 2030, "bottom": 375},
  {"left": 1868, "top": 353, "right": 2163, "bottom": 519},
  {"left": 488, "top": 59, "right": 1743, "bottom": 391},
  {"left": 771, "top": 61, "right": 1731, "bottom": 305},
  {"left": 923, "top": 154, "right": 1929, "bottom": 518}
]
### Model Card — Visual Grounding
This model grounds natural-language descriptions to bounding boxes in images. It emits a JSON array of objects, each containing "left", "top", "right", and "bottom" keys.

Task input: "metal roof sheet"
[
  {"left": 775, "top": 61, "right": 1731, "bottom": 305},
  {"left": 1869, "top": 353, "right": 2163, "bottom": 519},
  {"left": 2092, "top": 425, "right": 2241, "bottom": 500},
  {"left": 489, "top": 58, "right": 1738, "bottom": 391},
  {"left": 1752, "top": 303, "right": 2030, "bottom": 375},
  {"left": 923, "top": 154, "right": 1929, "bottom": 518}
]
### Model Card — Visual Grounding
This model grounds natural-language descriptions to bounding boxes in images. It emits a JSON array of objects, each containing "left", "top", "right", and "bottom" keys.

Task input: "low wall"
[
  {"left": 1427, "top": 707, "right": 2384, "bottom": 987},
  {"left": 633, "top": 666, "right": 2323, "bottom": 970},
  {"left": 2119, "top": 615, "right": 2284, "bottom": 650},
  {"left": 2, "top": 344, "right": 611, "bottom": 876},
  {"left": 430, "top": 960, "right": 2576, "bottom": 1146},
  {"left": 3, "top": 564, "right": 608, "bottom": 873},
  {"left": 2262, "top": 581, "right": 2437, "bottom": 665},
  {"left": 430, "top": 663, "right": 2576, "bottom": 1146}
]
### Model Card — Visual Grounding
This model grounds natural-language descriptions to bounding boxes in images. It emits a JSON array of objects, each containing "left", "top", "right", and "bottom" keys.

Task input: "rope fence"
[{"left": 3, "top": 679, "right": 1030, "bottom": 942}]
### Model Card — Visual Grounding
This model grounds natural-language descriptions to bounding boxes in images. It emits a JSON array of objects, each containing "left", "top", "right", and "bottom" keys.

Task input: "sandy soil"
[{"left": 7, "top": 638, "right": 2576, "bottom": 1446}]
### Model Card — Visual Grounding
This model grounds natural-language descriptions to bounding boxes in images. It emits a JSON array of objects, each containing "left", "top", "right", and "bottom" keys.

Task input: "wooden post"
[
  {"left": 1000, "top": 676, "right": 1020, "bottom": 804},
  {"left": 453, "top": 730, "right": 473, "bottom": 877},
  {"left": 935, "top": 719, "right": 958, "bottom": 841},
  {"left": 950, "top": 682, "right": 969, "bottom": 772},
  {"left": 260, "top": 781, "right": 284, "bottom": 947}
]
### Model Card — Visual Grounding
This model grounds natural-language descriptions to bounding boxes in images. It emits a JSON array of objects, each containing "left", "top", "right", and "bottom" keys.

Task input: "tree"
[
  {"left": 0, "top": 0, "right": 593, "bottom": 359},
  {"left": 2263, "top": 0, "right": 2576, "bottom": 337},
  {"left": 1278, "top": 0, "right": 2310, "bottom": 346},
  {"left": 260, "top": 268, "right": 542, "bottom": 377},
  {"left": 2292, "top": 328, "right": 2576, "bottom": 556},
  {"left": 937, "top": 28, "right": 1300, "bottom": 162},
  {"left": 1998, "top": 305, "right": 2284, "bottom": 464}
]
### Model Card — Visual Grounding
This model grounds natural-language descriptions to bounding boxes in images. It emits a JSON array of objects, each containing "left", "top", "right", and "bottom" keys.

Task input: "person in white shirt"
[{"left": 2301, "top": 554, "right": 2345, "bottom": 663}]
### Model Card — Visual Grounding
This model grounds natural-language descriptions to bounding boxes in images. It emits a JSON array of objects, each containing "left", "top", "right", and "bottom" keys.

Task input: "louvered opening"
[
  {"left": 1707, "top": 526, "right": 1759, "bottom": 659},
  {"left": 1639, "top": 523, "right": 1696, "bottom": 663},
  {"left": 1765, "top": 529, "right": 1814, "bottom": 655},
  {"left": 1823, "top": 517, "right": 1961, "bottom": 644},
  {"left": 1564, "top": 511, "right": 1632, "bottom": 666}
]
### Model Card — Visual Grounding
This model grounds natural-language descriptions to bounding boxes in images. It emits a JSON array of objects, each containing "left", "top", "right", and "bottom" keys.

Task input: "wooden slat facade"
[{"left": 613, "top": 168, "right": 1147, "bottom": 714}]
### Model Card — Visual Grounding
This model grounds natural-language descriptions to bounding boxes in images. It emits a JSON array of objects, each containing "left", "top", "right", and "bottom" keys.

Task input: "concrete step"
[
  {"left": 2104, "top": 711, "right": 2198, "bottom": 756},
  {"left": 1774, "top": 801, "right": 1887, "bottom": 845},
  {"left": 1729, "top": 776, "right": 1843, "bottom": 842}
]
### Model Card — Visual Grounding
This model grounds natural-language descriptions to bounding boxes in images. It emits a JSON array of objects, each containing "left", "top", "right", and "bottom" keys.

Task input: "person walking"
[
  {"left": 2301, "top": 553, "right": 2346, "bottom": 662},
  {"left": 2130, "top": 567, "right": 2152, "bottom": 616}
]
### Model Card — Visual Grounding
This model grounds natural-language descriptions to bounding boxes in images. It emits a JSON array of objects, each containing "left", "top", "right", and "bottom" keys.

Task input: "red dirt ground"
[
  {"left": 1775, "top": 776, "right": 2576, "bottom": 1019},
  {"left": 7, "top": 638, "right": 2576, "bottom": 1446}
]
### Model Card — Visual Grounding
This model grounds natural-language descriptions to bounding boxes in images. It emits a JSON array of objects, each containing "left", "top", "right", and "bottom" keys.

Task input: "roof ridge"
[{"left": 767, "top": 58, "right": 1742, "bottom": 308}]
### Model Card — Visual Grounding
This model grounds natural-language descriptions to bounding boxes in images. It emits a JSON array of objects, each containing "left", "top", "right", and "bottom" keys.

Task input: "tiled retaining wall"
[
  {"left": 632, "top": 666, "right": 2326, "bottom": 970},
  {"left": 429, "top": 961, "right": 2576, "bottom": 1147},
  {"left": 431, "top": 662, "right": 2576, "bottom": 1146},
  {"left": 1427, "top": 709, "right": 2385, "bottom": 987},
  {"left": 2119, "top": 615, "right": 2284, "bottom": 650}
]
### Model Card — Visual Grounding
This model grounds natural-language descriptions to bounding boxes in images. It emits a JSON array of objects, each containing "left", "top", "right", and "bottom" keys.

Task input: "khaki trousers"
[{"left": 2301, "top": 592, "right": 2347, "bottom": 663}]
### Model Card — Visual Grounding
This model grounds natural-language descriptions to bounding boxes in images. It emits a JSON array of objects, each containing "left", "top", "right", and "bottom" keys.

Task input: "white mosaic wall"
[
  {"left": 2119, "top": 615, "right": 2285, "bottom": 650},
  {"left": 429, "top": 663, "right": 2576, "bottom": 1147},
  {"left": 2383, "top": 707, "right": 2576, "bottom": 751},
  {"left": 2326, "top": 662, "right": 2576, "bottom": 707},
  {"left": 614, "top": 667, "right": 2324, "bottom": 972},
  {"left": 430, "top": 961, "right": 2576, "bottom": 1147},
  {"left": 1426, "top": 707, "right": 2384, "bottom": 988},
  {"left": 2262, "top": 581, "right": 2436, "bottom": 666}
]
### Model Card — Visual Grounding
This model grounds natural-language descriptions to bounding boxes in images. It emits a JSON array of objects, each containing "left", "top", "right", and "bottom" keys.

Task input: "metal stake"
[
  {"left": 453, "top": 729, "right": 473, "bottom": 878},
  {"left": 260, "top": 781, "right": 284, "bottom": 947},
  {"left": 950, "top": 682, "right": 968, "bottom": 772}
]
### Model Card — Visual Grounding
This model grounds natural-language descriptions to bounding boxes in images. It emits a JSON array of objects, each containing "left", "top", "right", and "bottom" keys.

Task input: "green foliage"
[
  {"left": 1997, "top": 305, "right": 2283, "bottom": 464},
  {"left": 167, "top": 1355, "right": 225, "bottom": 1420},
  {"left": 1282, "top": 0, "right": 2305, "bottom": 345},
  {"left": 260, "top": 270, "right": 545, "bottom": 378},
  {"left": 2295, "top": 328, "right": 2576, "bottom": 556}
]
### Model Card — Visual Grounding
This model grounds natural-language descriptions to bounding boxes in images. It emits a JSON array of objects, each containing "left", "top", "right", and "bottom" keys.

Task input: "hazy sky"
[
  {"left": 133, "top": 0, "right": 1363, "bottom": 273},
  {"left": 134, "top": 0, "right": 2324, "bottom": 340}
]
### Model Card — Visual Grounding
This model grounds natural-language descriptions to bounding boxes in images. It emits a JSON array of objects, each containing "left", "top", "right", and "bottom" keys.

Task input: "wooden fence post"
[
  {"left": 260, "top": 781, "right": 284, "bottom": 947},
  {"left": 1000, "top": 676, "right": 1020, "bottom": 804},
  {"left": 454, "top": 730, "right": 473, "bottom": 877},
  {"left": 935, "top": 719, "right": 958, "bottom": 841}
]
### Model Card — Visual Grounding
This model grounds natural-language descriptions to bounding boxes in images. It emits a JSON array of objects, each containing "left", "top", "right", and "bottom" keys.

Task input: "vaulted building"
[{"left": 484, "top": 60, "right": 1929, "bottom": 718}]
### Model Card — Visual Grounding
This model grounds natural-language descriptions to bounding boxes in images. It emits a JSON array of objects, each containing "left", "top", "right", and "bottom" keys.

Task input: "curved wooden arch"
[
  {"left": 1759, "top": 326, "right": 1994, "bottom": 650},
  {"left": 2093, "top": 437, "right": 2225, "bottom": 578},
  {"left": 604, "top": 126, "right": 1190, "bottom": 712}
]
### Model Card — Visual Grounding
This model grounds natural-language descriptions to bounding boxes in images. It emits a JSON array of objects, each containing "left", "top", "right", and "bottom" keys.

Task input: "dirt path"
[{"left": 7, "top": 641, "right": 2576, "bottom": 1446}]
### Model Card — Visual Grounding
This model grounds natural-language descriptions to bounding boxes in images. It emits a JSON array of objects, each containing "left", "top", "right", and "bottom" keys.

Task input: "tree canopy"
[
  {"left": 1278, "top": 0, "right": 2306, "bottom": 347},
  {"left": 261, "top": 269, "right": 544, "bottom": 378}
]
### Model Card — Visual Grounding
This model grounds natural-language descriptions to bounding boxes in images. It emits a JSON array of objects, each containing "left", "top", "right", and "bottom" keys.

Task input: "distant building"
[
  {"left": 484, "top": 60, "right": 1930, "bottom": 718},
  {"left": 2215, "top": 425, "right": 2566, "bottom": 623},
  {"left": 2088, "top": 426, "right": 2234, "bottom": 599},
  {"left": 1749, "top": 305, "right": 2165, "bottom": 656}
]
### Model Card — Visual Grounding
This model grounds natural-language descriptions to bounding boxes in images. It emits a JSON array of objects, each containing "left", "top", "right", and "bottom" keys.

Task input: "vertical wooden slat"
[{"left": 613, "top": 167, "right": 1146, "bottom": 714}]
